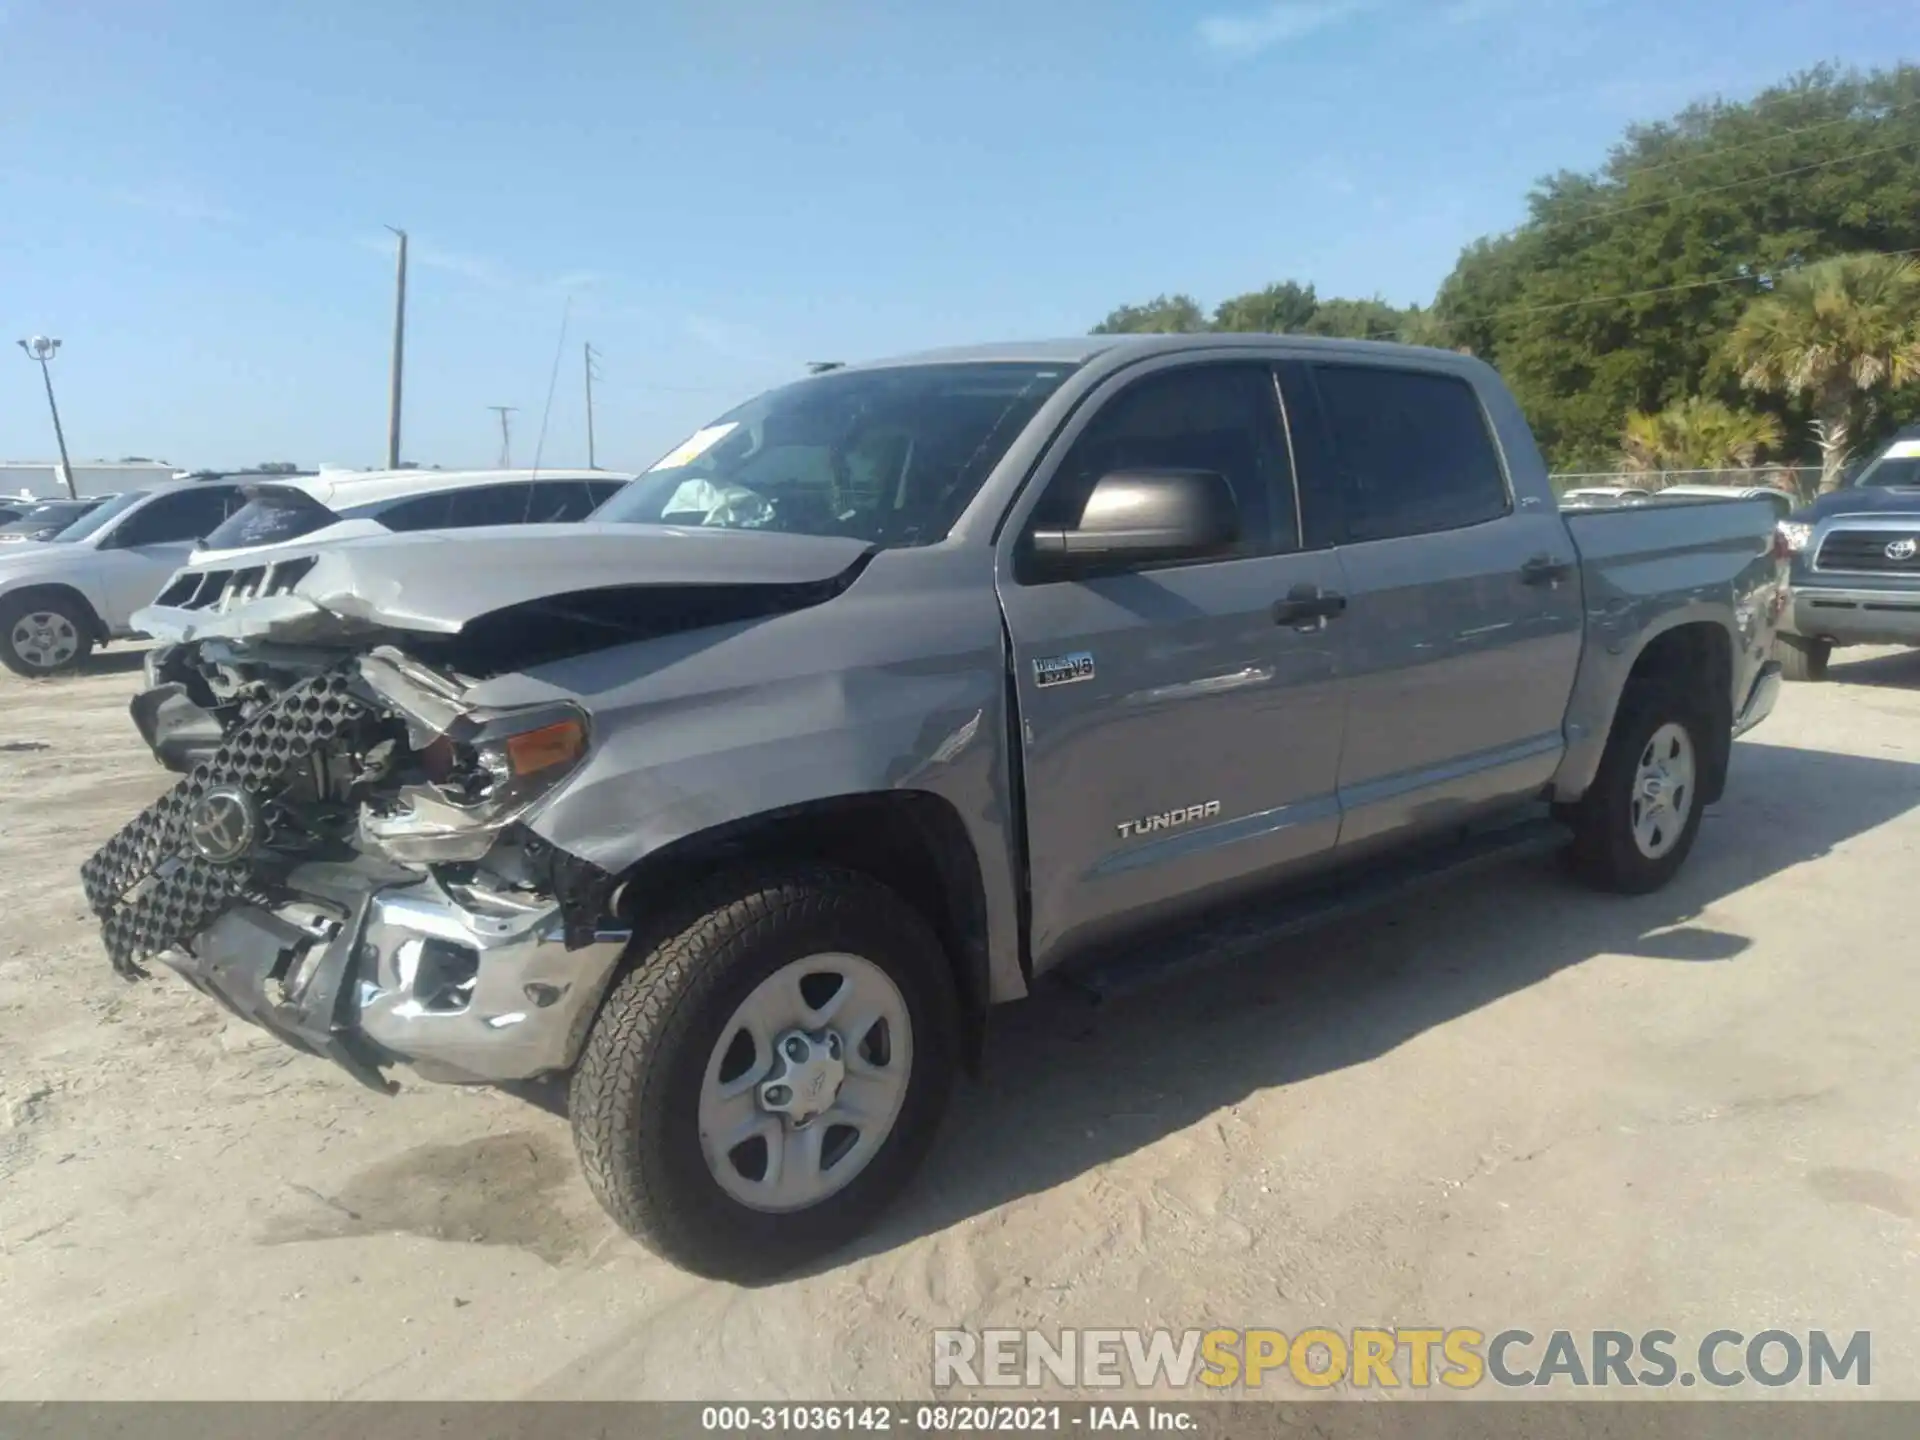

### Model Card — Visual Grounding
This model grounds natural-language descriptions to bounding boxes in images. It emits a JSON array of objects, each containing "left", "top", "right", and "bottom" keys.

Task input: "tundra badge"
[
  {"left": 1117, "top": 801, "right": 1222, "bottom": 839},
  {"left": 1033, "top": 651, "right": 1096, "bottom": 688}
]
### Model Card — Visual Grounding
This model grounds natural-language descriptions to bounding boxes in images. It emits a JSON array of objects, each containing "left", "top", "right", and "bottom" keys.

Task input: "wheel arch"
[
  {"left": 0, "top": 581, "right": 109, "bottom": 642},
  {"left": 1554, "top": 614, "right": 1737, "bottom": 806},
  {"left": 597, "top": 791, "right": 994, "bottom": 1071}
]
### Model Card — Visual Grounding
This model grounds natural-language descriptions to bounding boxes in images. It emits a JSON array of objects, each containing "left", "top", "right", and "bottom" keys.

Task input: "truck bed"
[{"left": 1553, "top": 495, "right": 1786, "bottom": 802}]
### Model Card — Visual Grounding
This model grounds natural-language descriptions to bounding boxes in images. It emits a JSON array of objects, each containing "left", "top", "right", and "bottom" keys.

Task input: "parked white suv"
[
  {"left": 0, "top": 469, "right": 633, "bottom": 677},
  {"left": 0, "top": 478, "right": 250, "bottom": 676}
]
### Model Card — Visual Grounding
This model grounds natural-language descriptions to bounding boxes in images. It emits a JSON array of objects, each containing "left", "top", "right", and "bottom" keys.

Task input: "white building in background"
[{"left": 0, "top": 460, "right": 181, "bottom": 501}]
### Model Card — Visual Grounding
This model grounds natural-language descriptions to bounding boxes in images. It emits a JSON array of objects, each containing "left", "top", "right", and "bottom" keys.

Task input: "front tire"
[
  {"left": 1775, "top": 634, "right": 1830, "bottom": 682},
  {"left": 1560, "top": 682, "right": 1712, "bottom": 894},
  {"left": 570, "top": 865, "right": 959, "bottom": 1281},
  {"left": 0, "top": 594, "right": 95, "bottom": 677}
]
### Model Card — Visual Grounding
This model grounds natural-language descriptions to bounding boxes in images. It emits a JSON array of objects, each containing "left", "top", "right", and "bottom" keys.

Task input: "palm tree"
[
  {"left": 1723, "top": 253, "right": 1920, "bottom": 492},
  {"left": 1619, "top": 397, "right": 1783, "bottom": 477}
]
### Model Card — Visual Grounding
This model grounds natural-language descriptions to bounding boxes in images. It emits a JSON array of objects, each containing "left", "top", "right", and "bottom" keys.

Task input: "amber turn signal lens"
[{"left": 504, "top": 719, "right": 586, "bottom": 776}]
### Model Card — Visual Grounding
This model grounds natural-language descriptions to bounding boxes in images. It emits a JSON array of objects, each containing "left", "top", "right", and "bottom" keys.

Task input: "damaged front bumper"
[
  {"left": 169, "top": 864, "right": 631, "bottom": 1089},
  {"left": 83, "top": 659, "right": 631, "bottom": 1090}
]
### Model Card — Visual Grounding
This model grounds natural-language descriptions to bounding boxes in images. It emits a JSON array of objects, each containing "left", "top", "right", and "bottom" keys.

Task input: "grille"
[
  {"left": 1815, "top": 529, "right": 1920, "bottom": 574},
  {"left": 81, "top": 671, "right": 367, "bottom": 977},
  {"left": 153, "top": 555, "right": 319, "bottom": 611}
]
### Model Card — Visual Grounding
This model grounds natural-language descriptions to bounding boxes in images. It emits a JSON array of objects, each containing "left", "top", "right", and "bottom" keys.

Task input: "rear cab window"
[{"left": 202, "top": 486, "right": 342, "bottom": 550}]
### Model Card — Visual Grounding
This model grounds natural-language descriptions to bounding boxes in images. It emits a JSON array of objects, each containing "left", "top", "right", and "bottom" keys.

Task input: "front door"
[
  {"left": 995, "top": 358, "right": 1350, "bottom": 973},
  {"left": 102, "top": 486, "right": 242, "bottom": 628}
]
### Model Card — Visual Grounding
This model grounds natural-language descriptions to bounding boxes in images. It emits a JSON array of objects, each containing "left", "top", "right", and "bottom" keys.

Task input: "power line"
[
  {"left": 486, "top": 405, "right": 517, "bottom": 468},
  {"left": 1391, "top": 244, "right": 1920, "bottom": 340},
  {"left": 529, "top": 296, "right": 571, "bottom": 479},
  {"left": 1580, "top": 93, "right": 1920, "bottom": 188},
  {"left": 1542, "top": 136, "right": 1920, "bottom": 231}
]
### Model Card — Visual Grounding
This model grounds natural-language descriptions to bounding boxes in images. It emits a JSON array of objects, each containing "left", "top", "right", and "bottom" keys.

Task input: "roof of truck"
[{"left": 846, "top": 332, "right": 1466, "bottom": 371}]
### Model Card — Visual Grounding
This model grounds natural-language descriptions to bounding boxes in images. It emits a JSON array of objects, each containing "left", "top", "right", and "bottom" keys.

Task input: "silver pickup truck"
[{"left": 82, "top": 335, "right": 1786, "bottom": 1279}]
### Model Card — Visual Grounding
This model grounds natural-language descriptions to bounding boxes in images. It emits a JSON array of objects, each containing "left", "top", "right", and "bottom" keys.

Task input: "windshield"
[
  {"left": 47, "top": 490, "right": 149, "bottom": 543},
  {"left": 594, "top": 362, "right": 1074, "bottom": 547},
  {"left": 1854, "top": 440, "right": 1920, "bottom": 488},
  {"left": 200, "top": 487, "right": 342, "bottom": 551}
]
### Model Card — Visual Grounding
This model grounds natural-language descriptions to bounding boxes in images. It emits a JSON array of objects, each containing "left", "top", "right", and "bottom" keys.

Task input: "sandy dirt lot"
[{"left": 1, "top": 644, "right": 1917, "bottom": 1401}]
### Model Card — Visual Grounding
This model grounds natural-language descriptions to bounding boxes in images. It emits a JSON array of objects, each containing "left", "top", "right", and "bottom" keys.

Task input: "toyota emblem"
[
  {"left": 187, "top": 786, "right": 258, "bottom": 864},
  {"left": 1886, "top": 537, "right": 1919, "bottom": 562}
]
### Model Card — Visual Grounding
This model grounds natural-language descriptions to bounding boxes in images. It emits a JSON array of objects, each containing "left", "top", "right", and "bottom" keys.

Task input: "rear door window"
[
  {"left": 447, "top": 483, "right": 533, "bottom": 528},
  {"left": 202, "top": 488, "right": 341, "bottom": 550},
  {"left": 373, "top": 492, "right": 453, "bottom": 532},
  {"left": 525, "top": 480, "right": 597, "bottom": 523},
  {"left": 1308, "top": 365, "right": 1510, "bottom": 543}
]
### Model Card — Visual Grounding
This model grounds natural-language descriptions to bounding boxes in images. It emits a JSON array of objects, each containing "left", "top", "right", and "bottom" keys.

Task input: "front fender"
[{"left": 470, "top": 548, "right": 1029, "bottom": 1003}]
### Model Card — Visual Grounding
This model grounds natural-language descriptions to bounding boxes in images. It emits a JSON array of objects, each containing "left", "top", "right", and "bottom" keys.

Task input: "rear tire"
[
  {"left": 0, "top": 594, "right": 95, "bottom": 677},
  {"left": 569, "top": 864, "right": 959, "bottom": 1281},
  {"left": 1775, "top": 635, "right": 1830, "bottom": 682},
  {"left": 1560, "top": 682, "right": 1713, "bottom": 894}
]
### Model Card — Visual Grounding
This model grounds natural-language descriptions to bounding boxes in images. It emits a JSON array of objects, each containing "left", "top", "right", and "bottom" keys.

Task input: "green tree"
[
  {"left": 1302, "top": 297, "right": 1408, "bottom": 341},
  {"left": 1620, "top": 397, "right": 1784, "bottom": 474},
  {"left": 1722, "top": 252, "right": 1920, "bottom": 490},
  {"left": 1431, "top": 64, "right": 1920, "bottom": 468},
  {"left": 1212, "top": 281, "right": 1319, "bottom": 333},
  {"left": 1091, "top": 294, "right": 1210, "bottom": 334}
]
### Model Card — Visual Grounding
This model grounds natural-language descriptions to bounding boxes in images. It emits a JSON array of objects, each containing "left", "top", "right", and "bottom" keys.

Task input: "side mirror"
[{"left": 1026, "top": 468, "right": 1240, "bottom": 578}]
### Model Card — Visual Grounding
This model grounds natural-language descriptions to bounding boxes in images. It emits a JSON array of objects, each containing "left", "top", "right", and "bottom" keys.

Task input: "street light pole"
[
  {"left": 16, "top": 337, "right": 78, "bottom": 499},
  {"left": 385, "top": 227, "right": 408, "bottom": 470}
]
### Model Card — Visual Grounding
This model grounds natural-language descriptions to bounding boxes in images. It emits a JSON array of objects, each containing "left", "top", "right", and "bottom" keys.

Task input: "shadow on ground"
[
  {"left": 1828, "top": 647, "right": 1920, "bottom": 689},
  {"left": 49, "top": 649, "right": 150, "bottom": 679},
  {"left": 483, "top": 740, "right": 1920, "bottom": 1278},
  {"left": 818, "top": 738, "right": 1920, "bottom": 1274}
]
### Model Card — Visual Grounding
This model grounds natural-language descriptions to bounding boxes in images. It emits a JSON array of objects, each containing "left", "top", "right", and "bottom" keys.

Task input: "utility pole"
[
  {"left": 385, "top": 227, "right": 408, "bottom": 470},
  {"left": 583, "top": 343, "right": 601, "bottom": 469},
  {"left": 487, "top": 405, "right": 517, "bottom": 468},
  {"left": 16, "top": 337, "right": 78, "bottom": 498}
]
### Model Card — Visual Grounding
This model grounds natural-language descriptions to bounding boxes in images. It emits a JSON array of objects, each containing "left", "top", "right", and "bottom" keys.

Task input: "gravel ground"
[{"left": 1, "top": 644, "right": 1916, "bottom": 1400}]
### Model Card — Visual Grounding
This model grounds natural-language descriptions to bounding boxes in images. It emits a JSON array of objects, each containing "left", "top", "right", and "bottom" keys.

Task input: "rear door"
[
  {"left": 996, "top": 357, "right": 1350, "bottom": 972},
  {"left": 1283, "top": 361, "right": 1581, "bottom": 849}
]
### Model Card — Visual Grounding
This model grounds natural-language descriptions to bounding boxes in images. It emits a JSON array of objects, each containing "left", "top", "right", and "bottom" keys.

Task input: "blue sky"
[{"left": 3, "top": 0, "right": 1916, "bottom": 472}]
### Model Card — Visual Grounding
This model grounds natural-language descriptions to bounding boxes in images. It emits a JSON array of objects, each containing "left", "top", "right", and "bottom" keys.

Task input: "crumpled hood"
[{"left": 134, "top": 522, "right": 874, "bottom": 644}]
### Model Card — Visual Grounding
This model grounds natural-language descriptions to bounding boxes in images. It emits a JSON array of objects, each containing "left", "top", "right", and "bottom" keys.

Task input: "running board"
[{"left": 1065, "top": 814, "right": 1573, "bottom": 1001}]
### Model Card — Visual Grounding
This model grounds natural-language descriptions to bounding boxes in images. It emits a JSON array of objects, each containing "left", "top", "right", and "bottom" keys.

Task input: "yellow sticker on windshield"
[
  {"left": 1885, "top": 439, "right": 1920, "bottom": 459},
  {"left": 648, "top": 422, "right": 738, "bottom": 472}
]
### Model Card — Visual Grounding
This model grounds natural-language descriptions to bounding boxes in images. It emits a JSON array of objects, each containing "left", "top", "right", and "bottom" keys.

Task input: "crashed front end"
[
  {"left": 83, "top": 641, "right": 630, "bottom": 1093},
  {"left": 82, "top": 525, "right": 875, "bottom": 1089}
]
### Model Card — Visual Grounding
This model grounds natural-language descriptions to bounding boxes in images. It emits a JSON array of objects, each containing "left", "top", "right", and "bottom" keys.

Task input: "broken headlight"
[{"left": 360, "top": 702, "right": 590, "bottom": 863}]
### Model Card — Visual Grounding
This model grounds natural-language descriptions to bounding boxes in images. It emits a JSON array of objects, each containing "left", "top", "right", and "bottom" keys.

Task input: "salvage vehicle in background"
[
  {"left": 1772, "top": 425, "right": 1920, "bottom": 680},
  {"left": 83, "top": 334, "right": 1785, "bottom": 1279},
  {"left": 1648, "top": 483, "right": 1797, "bottom": 520},
  {"left": 194, "top": 468, "right": 634, "bottom": 561},
  {"left": 0, "top": 478, "right": 248, "bottom": 675},
  {"left": 0, "top": 496, "right": 113, "bottom": 546},
  {"left": 1559, "top": 485, "right": 1651, "bottom": 509}
]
